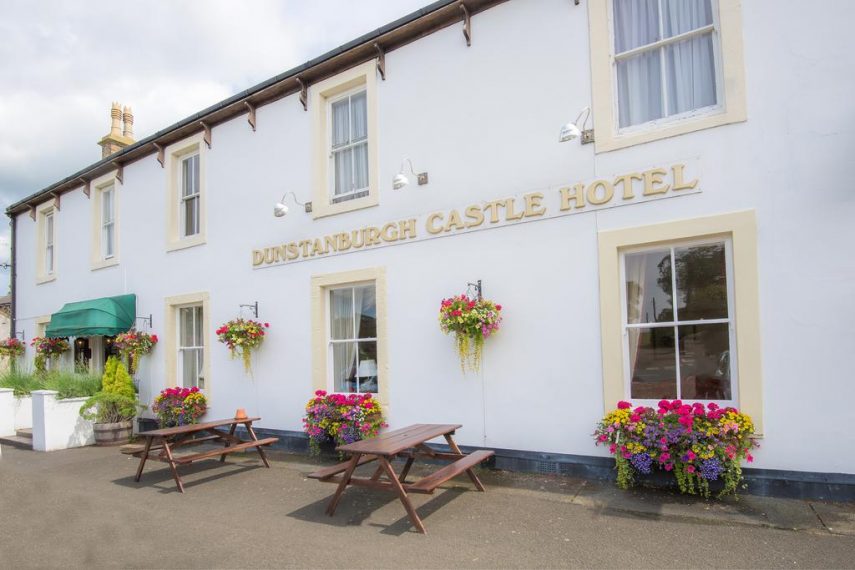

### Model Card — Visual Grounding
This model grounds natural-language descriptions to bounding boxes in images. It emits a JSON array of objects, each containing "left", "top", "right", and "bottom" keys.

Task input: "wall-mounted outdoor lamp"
[
  {"left": 392, "top": 158, "right": 429, "bottom": 190},
  {"left": 559, "top": 106, "right": 594, "bottom": 144},
  {"left": 274, "top": 192, "right": 312, "bottom": 217}
]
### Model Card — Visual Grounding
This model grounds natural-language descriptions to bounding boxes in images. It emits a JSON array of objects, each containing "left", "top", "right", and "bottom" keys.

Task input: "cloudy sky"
[{"left": 0, "top": 0, "right": 430, "bottom": 284}]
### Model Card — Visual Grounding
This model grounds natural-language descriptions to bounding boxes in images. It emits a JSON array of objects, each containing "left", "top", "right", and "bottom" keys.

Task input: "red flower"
[
  {"left": 496, "top": 304, "right": 502, "bottom": 311},
  {"left": 617, "top": 401, "right": 631, "bottom": 410}
]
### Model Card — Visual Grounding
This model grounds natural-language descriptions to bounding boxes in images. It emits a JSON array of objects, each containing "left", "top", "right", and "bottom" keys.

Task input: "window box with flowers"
[
  {"left": 152, "top": 386, "right": 207, "bottom": 428},
  {"left": 439, "top": 294, "right": 502, "bottom": 373},
  {"left": 216, "top": 319, "right": 269, "bottom": 375},
  {"left": 594, "top": 400, "right": 758, "bottom": 498}
]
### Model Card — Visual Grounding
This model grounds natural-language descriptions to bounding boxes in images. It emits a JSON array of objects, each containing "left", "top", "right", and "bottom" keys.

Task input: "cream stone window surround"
[
  {"left": 164, "top": 292, "right": 211, "bottom": 395},
  {"left": 35, "top": 315, "right": 51, "bottom": 338},
  {"left": 311, "top": 267, "right": 389, "bottom": 407},
  {"left": 90, "top": 172, "right": 120, "bottom": 270},
  {"left": 588, "top": 0, "right": 747, "bottom": 152},
  {"left": 597, "top": 210, "right": 763, "bottom": 433},
  {"left": 35, "top": 202, "right": 57, "bottom": 285},
  {"left": 310, "top": 61, "right": 379, "bottom": 219},
  {"left": 166, "top": 134, "right": 207, "bottom": 252}
]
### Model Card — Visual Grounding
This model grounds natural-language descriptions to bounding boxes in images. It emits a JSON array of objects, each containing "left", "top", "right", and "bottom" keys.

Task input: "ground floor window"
[
  {"left": 328, "top": 283, "right": 378, "bottom": 394},
  {"left": 178, "top": 305, "right": 204, "bottom": 389},
  {"left": 622, "top": 238, "right": 735, "bottom": 402}
]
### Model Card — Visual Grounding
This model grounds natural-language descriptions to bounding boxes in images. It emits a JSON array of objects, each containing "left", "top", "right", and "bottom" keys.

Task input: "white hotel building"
[{"left": 7, "top": 0, "right": 855, "bottom": 497}]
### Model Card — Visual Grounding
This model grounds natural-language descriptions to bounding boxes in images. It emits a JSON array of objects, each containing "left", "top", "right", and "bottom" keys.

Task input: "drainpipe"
[{"left": 9, "top": 214, "right": 16, "bottom": 339}]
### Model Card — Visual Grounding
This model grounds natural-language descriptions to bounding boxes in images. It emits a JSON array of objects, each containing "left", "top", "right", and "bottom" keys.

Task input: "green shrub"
[
  {"left": 0, "top": 370, "right": 43, "bottom": 397},
  {"left": 79, "top": 392, "right": 137, "bottom": 423}
]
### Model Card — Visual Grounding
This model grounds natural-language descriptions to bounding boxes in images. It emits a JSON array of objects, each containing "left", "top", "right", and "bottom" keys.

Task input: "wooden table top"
[
  {"left": 138, "top": 417, "right": 261, "bottom": 437},
  {"left": 337, "top": 423, "right": 461, "bottom": 456}
]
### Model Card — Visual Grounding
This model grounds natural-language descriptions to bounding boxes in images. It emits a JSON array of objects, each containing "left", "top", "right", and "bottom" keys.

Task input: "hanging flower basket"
[
  {"left": 216, "top": 319, "right": 269, "bottom": 375},
  {"left": 594, "top": 400, "right": 758, "bottom": 498},
  {"left": 30, "top": 336, "right": 70, "bottom": 371},
  {"left": 0, "top": 338, "right": 25, "bottom": 360},
  {"left": 152, "top": 386, "right": 207, "bottom": 427},
  {"left": 439, "top": 294, "right": 502, "bottom": 373},
  {"left": 114, "top": 330, "right": 158, "bottom": 373}
]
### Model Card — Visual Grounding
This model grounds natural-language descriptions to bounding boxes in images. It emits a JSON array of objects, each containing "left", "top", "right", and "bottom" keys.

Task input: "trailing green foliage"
[{"left": 0, "top": 370, "right": 101, "bottom": 399}]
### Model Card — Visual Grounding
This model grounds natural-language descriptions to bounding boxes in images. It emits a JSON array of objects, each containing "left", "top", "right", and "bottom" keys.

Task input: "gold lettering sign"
[{"left": 252, "top": 164, "right": 699, "bottom": 267}]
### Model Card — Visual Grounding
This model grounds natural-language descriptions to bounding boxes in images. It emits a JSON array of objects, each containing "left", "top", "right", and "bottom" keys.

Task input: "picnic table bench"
[
  {"left": 308, "top": 424, "right": 494, "bottom": 533},
  {"left": 125, "top": 417, "right": 277, "bottom": 493}
]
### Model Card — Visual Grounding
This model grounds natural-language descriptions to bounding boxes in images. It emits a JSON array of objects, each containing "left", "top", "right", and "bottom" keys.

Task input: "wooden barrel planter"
[{"left": 93, "top": 421, "right": 133, "bottom": 446}]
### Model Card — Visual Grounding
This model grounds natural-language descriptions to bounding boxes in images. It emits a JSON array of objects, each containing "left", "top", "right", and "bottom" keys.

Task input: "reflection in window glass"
[{"left": 329, "top": 284, "right": 377, "bottom": 393}]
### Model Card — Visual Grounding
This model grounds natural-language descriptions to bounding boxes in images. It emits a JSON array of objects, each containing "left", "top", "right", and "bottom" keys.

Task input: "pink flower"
[
  {"left": 634, "top": 406, "right": 647, "bottom": 414},
  {"left": 609, "top": 444, "right": 616, "bottom": 454},
  {"left": 687, "top": 450, "right": 696, "bottom": 461},
  {"left": 617, "top": 401, "right": 631, "bottom": 410},
  {"left": 630, "top": 414, "right": 641, "bottom": 423},
  {"left": 747, "top": 454, "right": 754, "bottom": 463},
  {"left": 664, "top": 463, "right": 674, "bottom": 472},
  {"left": 659, "top": 452, "right": 671, "bottom": 463},
  {"left": 686, "top": 465, "right": 696, "bottom": 473}
]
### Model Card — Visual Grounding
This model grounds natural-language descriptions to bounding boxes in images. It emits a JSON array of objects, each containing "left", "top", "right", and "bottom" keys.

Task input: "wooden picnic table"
[
  {"left": 308, "top": 424, "right": 494, "bottom": 534},
  {"left": 125, "top": 417, "right": 278, "bottom": 493}
]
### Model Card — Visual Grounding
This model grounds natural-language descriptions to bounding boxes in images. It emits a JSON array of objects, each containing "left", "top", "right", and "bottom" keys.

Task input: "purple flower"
[
  {"left": 630, "top": 453, "right": 653, "bottom": 474},
  {"left": 699, "top": 458, "right": 722, "bottom": 481}
]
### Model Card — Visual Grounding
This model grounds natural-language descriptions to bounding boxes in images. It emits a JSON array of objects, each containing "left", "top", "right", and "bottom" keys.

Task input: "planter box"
[
  {"left": 93, "top": 421, "right": 133, "bottom": 446},
  {"left": 31, "top": 390, "right": 94, "bottom": 451}
]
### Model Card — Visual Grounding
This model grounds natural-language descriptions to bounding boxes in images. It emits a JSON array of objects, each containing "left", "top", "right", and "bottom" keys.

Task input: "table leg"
[
  {"left": 325, "top": 453, "right": 361, "bottom": 516},
  {"left": 444, "top": 433, "right": 486, "bottom": 492},
  {"left": 220, "top": 424, "right": 237, "bottom": 463},
  {"left": 245, "top": 422, "right": 271, "bottom": 468},
  {"left": 161, "top": 439, "right": 185, "bottom": 493},
  {"left": 399, "top": 457, "right": 415, "bottom": 483},
  {"left": 134, "top": 437, "right": 153, "bottom": 482},
  {"left": 379, "top": 456, "right": 426, "bottom": 534}
]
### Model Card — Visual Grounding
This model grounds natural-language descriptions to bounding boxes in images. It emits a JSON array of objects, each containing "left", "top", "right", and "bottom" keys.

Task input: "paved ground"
[{"left": 1, "top": 444, "right": 854, "bottom": 569}]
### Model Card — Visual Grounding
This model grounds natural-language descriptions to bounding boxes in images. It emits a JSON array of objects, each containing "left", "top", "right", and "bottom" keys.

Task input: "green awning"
[{"left": 45, "top": 294, "right": 136, "bottom": 338}]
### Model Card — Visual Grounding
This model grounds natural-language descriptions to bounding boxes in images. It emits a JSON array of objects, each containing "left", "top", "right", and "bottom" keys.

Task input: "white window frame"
[
  {"left": 180, "top": 152, "right": 201, "bottom": 238},
  {"left": 327, "top": 87, "right": 370, "bottom": 205},
  {"left": 101, "top": 185, "right": 115, "bottom": 259},
  {"left": 610, "top": 0, "right": 724, "bottom": 133},
  {"left": 326, "top": 282, "right": 378, "bottom": 395},
  {"left": 177, "top": 304, "right": 205, "bottom": 390},
  {"left": 619, "top": 236, "right": 738, "bottom": 406},
  {"left": 44, "top": 211, "right": 55, "bottom": 275},
  {"left": 588, "top": 0, "right": 747, "bottom": 152},
  {"left": 166, "top": 135, "right": 206, "bottom": 252}
]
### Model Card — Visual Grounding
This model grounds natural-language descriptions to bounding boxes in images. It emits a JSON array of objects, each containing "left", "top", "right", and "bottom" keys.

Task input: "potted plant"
[
  {"left": 151, "top": 386, "right": 207, "bottom": 427},
  {"left": 30, "top": 336, "right": 70, "bottom": 373},
  {"left": 114, "top": 329, "right": 158, "bottom": 374},
  {"left": 0, "top": 337, "right": 25, "bottom": 371},
  {"left": 594, "top": 400, "right": 758, "bottom": 498},
  {"left": 79, "top": 356, "right": 139, "bottom": 446},
  {"left": 216, "top": 319, "right": 269, "bottom": 375},
  {"left": 438, "top": 294, "right": 502, "bottom": 373},
  {"left": 302, "top": 390, "right": 386, "bottom": 455}
]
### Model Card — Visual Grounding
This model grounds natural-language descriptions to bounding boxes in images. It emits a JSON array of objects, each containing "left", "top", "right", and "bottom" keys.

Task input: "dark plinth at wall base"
[{"left": 239, "top": 427, "right": 855, "bottom": 502}]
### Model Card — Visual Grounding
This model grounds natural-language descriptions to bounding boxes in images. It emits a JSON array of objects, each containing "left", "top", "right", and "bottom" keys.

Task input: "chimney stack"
[{"left": 98, "top": 101, "right": 135, "bottom": 158}]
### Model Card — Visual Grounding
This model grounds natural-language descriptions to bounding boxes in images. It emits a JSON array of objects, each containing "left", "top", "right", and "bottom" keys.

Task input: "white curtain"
[
  {"left": 664, "top": 0, "right": 716, "bottom": 115},
  {"left": 624, "top": 253, "right": 649, "bottom": 375},
  {"left": 614, "top": 0, "right": 716, "bottom": 127}
]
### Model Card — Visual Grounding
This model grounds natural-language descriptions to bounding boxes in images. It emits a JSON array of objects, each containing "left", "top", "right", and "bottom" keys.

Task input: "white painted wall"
[
  {"left": 12, "top": 1, "right": 855, "bottom": 473},
  {"left": 30, "top": 391, "right": 94, "bottom": 451},
  {"left": 14, "top": 395, "right": 32, "bottom": 430},
  {"left": 0, "top": 388, "right": 14, "bottom": 435}
]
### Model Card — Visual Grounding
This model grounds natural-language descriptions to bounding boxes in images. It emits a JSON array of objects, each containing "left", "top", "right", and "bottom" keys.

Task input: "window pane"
[
  {"left": 665, "top": 33, "right": 717, "bottom": 116},
  {"left": 104, "top": 224, "right": 114, "bottom": 257},
  {"left": 662, "top": 0, "right": 713, "bottom": 38},
  {"left": 332, "top": 341, "right": 357, "bottom": 393},
  {"left": 613, "top": 0, "right": 659, "bottom": 53},
  {"left": 356, "top": 340, "right": 378, "bottom": 393},
  {"left": 628, "top": 326, "right": 677, "bottom": 400},
  {"left": 184, "top": 196, "right": 199, "bottom": 236},
  {"left": 46, "top": 245, "right": 54, "bottom": 273},
  {"left": 102, "top": 189, "right": 113, "bottom": 223},
  {"left": 182, "top": 157, "right": 192, "bottom": 197},
  {"left": 196, "top": 349, "right": 205, "bottom": 390},
  {"left": 181, "top": 348, "right": 199, "bottom": 388},
  {"left": 674, "top": 243, "right": 727, "bottom": 320},
  {"left": 179, "top": 307, "right": 194, "bottom": 346},
  {"left": 350, "top": 91, "right": 367, "bottom": 141},
  {"left": 625, "top": 249, "right": 673, "bottom": 324},
  {"left": 331, "top": 98, "right": 350, "bottom": 148},
  {"left": 679, "top": 323, "right": 731, "bottom": 400},
  {"left": 352, "top": 142, "right": 368, "bottom": 191},
  {"left": 356, "top": 285, "right": 376, "bottom": 339},
  {"left": 46, "top": 215, "right": 54, "bottom": 244},
  {"left": 333, "top": 148, "right": 352, "bottom": 196},
  {"left": 193, "top": 306, "right": 204, "bottom": 346},
  {"left": 617, "top": 49, "right": 663, "bottom": 127},
  {"left": 330, "top": 288, "right": 354, "bottom": 340}
]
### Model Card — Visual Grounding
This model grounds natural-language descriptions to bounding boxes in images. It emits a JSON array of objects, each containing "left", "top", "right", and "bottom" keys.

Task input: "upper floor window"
[
  {"left": 181, "top": 153, "right": 201, "bottom": 237},
  {"left": 330, "top": 89, "right": 369, "bottom": 204},
  {"left": 614, "top": 0, "right": 718, "bottom": 128},
  {"left": 101, "top": 185, "right": 115, "bottom": 259},
  {"left": 622, "top": 238, "right": 735, "bottom": 403},
  {"left": 44, "top": 212, "right": 55, "bottom": 274},
  {"left": 588, "top": 0, "right": 746, "bottom": 151}
]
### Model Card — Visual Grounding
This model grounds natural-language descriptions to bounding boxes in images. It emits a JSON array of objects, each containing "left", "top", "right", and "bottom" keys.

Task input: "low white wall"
[
  {"left": 0, "top": 388, "right": 13, "bottom": 436},
  {"left": 14, "top": 395, "right": 32, "bottom": 430},
  {"left": 31, "top": 390, "right": 94, "bottom": 451}
]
